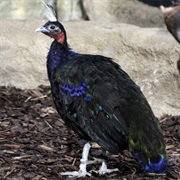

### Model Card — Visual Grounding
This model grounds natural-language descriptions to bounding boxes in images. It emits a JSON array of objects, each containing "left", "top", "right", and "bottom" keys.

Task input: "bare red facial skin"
[{"left": 50, "top": 32, "right": 65, "bottom": 44}]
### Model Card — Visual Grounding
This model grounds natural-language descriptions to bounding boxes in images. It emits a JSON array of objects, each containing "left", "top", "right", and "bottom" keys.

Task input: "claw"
[{"left": 91, "top": 161, "right": 119, "bottom": 175}]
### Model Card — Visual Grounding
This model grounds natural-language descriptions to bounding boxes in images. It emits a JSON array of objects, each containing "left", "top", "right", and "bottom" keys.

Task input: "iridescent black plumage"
[{"left": 36, "top": 4, "right": 168, "bottom": 174}]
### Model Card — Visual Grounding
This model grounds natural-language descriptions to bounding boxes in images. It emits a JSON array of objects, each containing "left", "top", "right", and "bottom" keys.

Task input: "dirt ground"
[{"left": 0, "top": 85, "right": 179, "bottom": 180}]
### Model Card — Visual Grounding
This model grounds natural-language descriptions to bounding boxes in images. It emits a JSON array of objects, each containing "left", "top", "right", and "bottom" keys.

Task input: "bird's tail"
[{"left": 129, "top": 117, "right": 168, "bottom": 173}]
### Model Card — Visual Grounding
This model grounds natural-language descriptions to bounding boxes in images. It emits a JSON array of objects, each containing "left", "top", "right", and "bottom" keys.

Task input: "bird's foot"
[
  {"left": 91, "top": 161, "right": 119, "bottom": 175},
  {"left": 60, "top": 159, "right": 92, "bottom": 177}
]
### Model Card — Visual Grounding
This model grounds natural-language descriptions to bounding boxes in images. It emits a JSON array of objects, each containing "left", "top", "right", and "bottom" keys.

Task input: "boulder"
[
  {"left": 82, "top": 0, "right": 165, "bottom": 27},
  {"left": 0, "top": 0, "right": 165, "bottom": 27},
  {"left": 0, "top": 0, "right": 56, "bottom": 20},
  {"left": 0, "top": 20, "right": 179, "bottom": 117},
  {"left": 57, "top": 0, "right": 85, "bottom": 21}
]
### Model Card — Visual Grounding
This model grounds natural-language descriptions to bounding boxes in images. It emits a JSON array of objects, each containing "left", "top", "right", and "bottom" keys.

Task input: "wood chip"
[{"left": 38, "top": 144, "right": 56, "bottom": 152}]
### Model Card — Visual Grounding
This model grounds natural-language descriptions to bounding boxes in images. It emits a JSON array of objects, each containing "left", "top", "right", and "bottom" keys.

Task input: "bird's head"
[
  {"left": 35, "top": 1, "right": 67, "bottom": 44},
  {"left": 36, "top": 21, "right": 67, "bottom": 44}
]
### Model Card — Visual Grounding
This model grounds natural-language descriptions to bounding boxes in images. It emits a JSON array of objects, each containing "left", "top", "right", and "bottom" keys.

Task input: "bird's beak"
[{"left": 35, "top": 26, "right": 50, "bottom": 33}]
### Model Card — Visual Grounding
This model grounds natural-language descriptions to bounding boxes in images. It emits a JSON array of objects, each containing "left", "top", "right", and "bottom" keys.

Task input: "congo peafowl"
[
  {"left": 160, "top": 0, "right": 180, "bottom": 74},
  {"left": 36, "top": 1, "right": 168, "bottom": 177}
]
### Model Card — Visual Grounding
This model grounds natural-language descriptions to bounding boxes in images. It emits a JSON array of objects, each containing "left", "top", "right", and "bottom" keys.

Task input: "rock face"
[
  {"left": 0, "top": 0, "right": 164, "bottom": 27},
  {"left": 82, "top": 0, "right": 164, "bottom": 27},
  {"left": 57, "top": 0, "right": 86, "bottom": 21},
  {"left": 1, "top": 20, "right": 179, "bottom": 117},
  {"left": 0, "top": 0, "right": 56, "bottom": 20}
]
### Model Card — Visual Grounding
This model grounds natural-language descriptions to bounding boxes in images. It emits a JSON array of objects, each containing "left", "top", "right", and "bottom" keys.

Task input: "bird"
[
  {"left": 160, "top": 0, "right": 180, "bottom": 43},
  {"left": 160, "top": 0, "right": 180, "bottom": 74},
  {"left": 36, "top": 1, "right": 168, "bottom": 177}
]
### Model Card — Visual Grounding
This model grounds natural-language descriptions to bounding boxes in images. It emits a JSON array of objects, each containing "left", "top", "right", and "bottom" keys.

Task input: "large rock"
[
  {"left": 82, "top": 0, "right": 164, "bottom": 27},
  {"left": 0, "top": 20, "right": 179, "bottom": 117},
  {"left": 0, "top": 0, "right": 55, "bottom": 19},
  {"left": 0, "top": 0, "right": 164, "bottom": 27},
  {"left": 57, "top": 0, "right": 85, "bottom": 21}
]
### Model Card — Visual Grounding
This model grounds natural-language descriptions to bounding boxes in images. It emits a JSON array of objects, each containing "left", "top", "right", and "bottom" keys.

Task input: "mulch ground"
[{"left": 0, "top": 85, "right": 179, "bottom": 180}]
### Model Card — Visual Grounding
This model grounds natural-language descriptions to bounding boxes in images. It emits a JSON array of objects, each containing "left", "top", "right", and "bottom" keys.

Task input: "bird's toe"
[
  {"left": 60, "top": 170, "right": 91, "bottom": 177},
  {"left": 90, "top": 161, "right": 119, "bottom": 175}
]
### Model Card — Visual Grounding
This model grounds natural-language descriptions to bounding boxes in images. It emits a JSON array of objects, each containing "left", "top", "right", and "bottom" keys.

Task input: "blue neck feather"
[
  {"left": 47, "top": 41, "right": 77, "bottom": 81},
  {"left": 47, "top": 41, "right": 93, "bottom": 103}
]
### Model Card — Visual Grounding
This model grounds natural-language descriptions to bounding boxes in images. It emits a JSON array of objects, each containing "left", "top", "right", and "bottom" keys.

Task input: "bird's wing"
[
  {"left": 53, "top": 54, "right": 133, "bottom": 153},
  {"left": 52, "top": 54, "right": 167, "bottom": 172}
]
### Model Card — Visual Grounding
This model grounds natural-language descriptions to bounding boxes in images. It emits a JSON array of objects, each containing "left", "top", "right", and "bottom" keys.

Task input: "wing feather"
[{"left": 53, "top": 55, "right": 130, "bottom": 152}]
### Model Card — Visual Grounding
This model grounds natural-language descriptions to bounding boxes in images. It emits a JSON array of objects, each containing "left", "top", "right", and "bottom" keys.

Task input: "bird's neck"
[{"left": 47, "top": 40, "right": 76, "bottom": 81}]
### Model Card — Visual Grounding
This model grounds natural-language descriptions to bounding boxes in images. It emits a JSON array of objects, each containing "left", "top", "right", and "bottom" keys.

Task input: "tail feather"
[
  {"left": 144, "top": 154, "right": 167, "bottom": 173},
  {"left": 134, "top": 152, "right": 167, "bottom": 173},
  {"left": 129, "top": 116, "right": 168, "bottom": 173}
]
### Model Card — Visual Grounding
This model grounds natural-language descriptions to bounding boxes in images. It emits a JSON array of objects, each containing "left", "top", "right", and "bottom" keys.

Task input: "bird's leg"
[
  {"left": 60, "top": 142, "right": 91, "bottom": 177},
  {"left": 79, "top": 142, "right": 91, "bottom": 174},
  {"left": 91, "top": 161, "right": 119, "bottom": 175}
]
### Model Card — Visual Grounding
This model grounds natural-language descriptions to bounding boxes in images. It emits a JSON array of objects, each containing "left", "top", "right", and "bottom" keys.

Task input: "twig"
[
  {"left": 24, "top": 96, "right": 32, "bottom": 102},
  {"left": 12, "top": 155, "right": 33, "bottom": 160},
  {"left": 0, "top": 96, "right": 12, "bottom": 103},
  {"left": 45, "top": 120, "right": 53, "bottom": 129},
  {"left": 31, "top": 95, "right": 48, "bottom": 101},
  {"left": 39, "top": 144, "right": 56, "bottom": 152},
  {"left": 0, "top": 131, "right": 11, "bottom": 136},
  {"left": 72, "top": 158, "right": 76, "bottom": 166},
  {"left": 3, "top": 167, "right": 15, "bottom": 178},
  {"left": 147, "top": 173, "right": 166, "bottom": 176}
]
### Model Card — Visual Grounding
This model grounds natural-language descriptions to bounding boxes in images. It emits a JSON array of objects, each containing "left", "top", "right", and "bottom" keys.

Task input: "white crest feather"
[{"left": 41, "top": 0, "right": 57, "bottom": 22}]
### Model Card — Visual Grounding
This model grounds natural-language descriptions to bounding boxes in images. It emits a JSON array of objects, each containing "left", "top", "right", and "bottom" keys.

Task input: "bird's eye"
[{"left": 50, "top": 25, "right": 56, "bottom": 30}]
